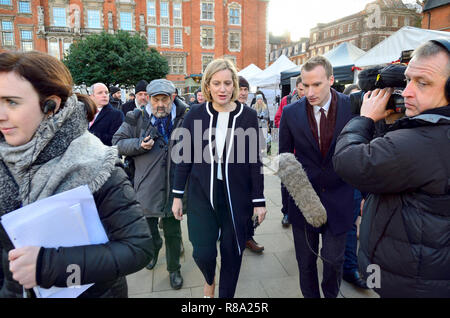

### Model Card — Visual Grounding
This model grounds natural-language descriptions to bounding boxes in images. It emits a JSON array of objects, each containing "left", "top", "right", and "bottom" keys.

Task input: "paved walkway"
[{"left": 126, "top": 164, "right": 379, "bottom": 298}]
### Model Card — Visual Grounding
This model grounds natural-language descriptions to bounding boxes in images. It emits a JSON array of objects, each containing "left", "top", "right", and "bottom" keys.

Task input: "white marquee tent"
[
  {"left": 248, "top": 55, "right": 298, "bottom": 88},
  {"left": 355, "top": 26, "right": 450, "bottom": 68},
  {"left": 238, "top": 63, "right": 263, "bottom": 81}
]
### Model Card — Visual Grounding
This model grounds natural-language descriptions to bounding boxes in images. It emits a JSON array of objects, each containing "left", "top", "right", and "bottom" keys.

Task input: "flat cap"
[{"left": 146, "top": 79, "right": 175, "bottom": 96}]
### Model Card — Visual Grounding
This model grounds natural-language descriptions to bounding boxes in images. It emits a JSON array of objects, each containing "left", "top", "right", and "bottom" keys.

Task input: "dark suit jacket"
[
  {"left": 121, "top": 100, "right": 136, "bottom": 117},
  {"left": 89, "top": 104, "right": 124, "bottom": 146},
  {"left": 279, "top": 90, "right": 354, "bottom": 235}
]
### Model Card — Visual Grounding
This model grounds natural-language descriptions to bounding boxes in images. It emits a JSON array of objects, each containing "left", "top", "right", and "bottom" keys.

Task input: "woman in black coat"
[
  {"left": 172, "top": 59, "right": 267, "bottom": 298},
  {"left": 0, "top": 51, "right": 152, "bottom": 298}
]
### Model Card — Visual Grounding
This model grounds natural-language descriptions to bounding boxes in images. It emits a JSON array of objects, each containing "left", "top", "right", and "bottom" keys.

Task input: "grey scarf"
[{"left": 0, "top": 95, "right": 119, "bottom": 216}]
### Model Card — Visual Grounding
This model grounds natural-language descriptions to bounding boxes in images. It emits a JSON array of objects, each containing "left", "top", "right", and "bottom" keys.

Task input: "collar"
[
  {"left": 206, "top": 101, "right": 242, "bottom": 117},
  {"left": 313, "top": 93, "right": 332, "bottom": 115}
]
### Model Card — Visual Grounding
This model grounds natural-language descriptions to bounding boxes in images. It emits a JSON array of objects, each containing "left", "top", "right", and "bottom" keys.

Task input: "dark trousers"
[
  {"left": 343, "top": 190, "right": 363, "bottom": 275},
  {"left": 192, "top": 180, "right": 243, "bottom": 298},
  {"left": 281, "top": 185, "right": 289, "bottom": 216},
  {"left": 146, "top": 216, "right": 181, "bottom": 273},
  {"left": 292, "top": 224, "right": 347, "bottom": 298}
]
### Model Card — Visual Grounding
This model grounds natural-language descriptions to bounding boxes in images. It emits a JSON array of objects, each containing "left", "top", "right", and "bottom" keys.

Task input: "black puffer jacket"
[
  {"left": 0, "top": 165, "right": 152, "bottom": 298},
  {"left": 333, "top": 107, "right": 450, "bottom": 298}
]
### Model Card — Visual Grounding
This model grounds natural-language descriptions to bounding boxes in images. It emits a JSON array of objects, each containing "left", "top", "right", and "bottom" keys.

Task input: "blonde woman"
[{"left": 172, "top": 59, "right": 267, "bottom": 298}]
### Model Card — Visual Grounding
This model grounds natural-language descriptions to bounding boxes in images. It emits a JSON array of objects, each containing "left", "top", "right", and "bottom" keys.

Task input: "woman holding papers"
[
  {"left": 0, "top": 51, "right": 152, "bottom": 298},
  {"left": 171, "top": 59, "right": 267, "bottom": 298}
]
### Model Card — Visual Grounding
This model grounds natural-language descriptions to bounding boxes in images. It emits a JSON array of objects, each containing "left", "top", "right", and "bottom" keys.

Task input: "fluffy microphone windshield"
[{"left": 275, "top": 153, "right": 327, "bottom": 228}]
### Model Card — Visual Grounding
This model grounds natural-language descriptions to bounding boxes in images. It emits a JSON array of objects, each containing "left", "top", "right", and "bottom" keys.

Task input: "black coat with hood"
[{"left": 333, "top": 106, "right": 450, "bottom": 298}]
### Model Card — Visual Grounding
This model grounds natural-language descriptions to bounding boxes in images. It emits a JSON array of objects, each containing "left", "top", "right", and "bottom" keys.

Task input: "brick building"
[
  {"left": 422, "top": 0, "right": 450, "bottom": 32},
  {"left": 268, "top": 0, "right": 421, "bottom": 66},
  {"left": 0, "top": 0, "right": 269, "bottom": 92}
]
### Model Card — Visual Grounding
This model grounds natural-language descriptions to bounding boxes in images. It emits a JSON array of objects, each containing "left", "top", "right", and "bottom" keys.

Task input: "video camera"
[{"left": 350, "top": 63, "right": 407, "bottom": 115}]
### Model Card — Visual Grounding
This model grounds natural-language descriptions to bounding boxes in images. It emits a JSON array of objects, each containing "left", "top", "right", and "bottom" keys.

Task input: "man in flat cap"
[
  {"left": 113, "top": 79, "right": 189, "bottom": 290},
  {"left": 121, "top": 80, "right": 149, "bottom": 116}
]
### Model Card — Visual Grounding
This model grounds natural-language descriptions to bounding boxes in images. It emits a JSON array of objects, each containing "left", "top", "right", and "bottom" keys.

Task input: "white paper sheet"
[{"left": 1, "top": 185, "right": 109, "bottom": 298}]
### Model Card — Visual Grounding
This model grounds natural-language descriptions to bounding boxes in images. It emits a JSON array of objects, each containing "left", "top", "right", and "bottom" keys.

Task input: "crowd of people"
[{"left": 0, "top": 38, "right": 449, "bottom": 298}]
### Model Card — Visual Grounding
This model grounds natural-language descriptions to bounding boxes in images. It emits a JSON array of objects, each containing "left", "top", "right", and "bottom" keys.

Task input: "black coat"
[
  {"left": 0, "top": 165, "right": 152, "bottom": 298},
  {"left": 333, "top": 107, "right": 450, "bottom": 298},
  {"left": 89, "top": 104, "right": 124, "bottom": 146},
  {"left": 121, "top": 100, "right": 136, "bottom": 117},
  {"left": 172, "top": 102, "right": 265, "bottom": 255}
]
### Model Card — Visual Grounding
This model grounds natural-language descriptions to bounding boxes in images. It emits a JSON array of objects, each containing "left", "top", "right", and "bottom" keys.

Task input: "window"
[
  {"left": 63, "top": 40, "right": 72, "bottom": 55},
  {"left": 148, "top": 28, "right": 156, "bottom": 45},
  {"left": 201, "top": 1, "right": 214, "bottom": 20},
  {"left": 147, "top": 0, "right": 156, "bottom": 17},
  {"left": 381, "top": 15, "right": 386, "bottom": 26},
  {"left": 229, "top": 7, "right": 240, "bottom": 25},
  {"left": 160, "top": 1, "right": 169, "bottom": 25},
  {"left": 1, "top": 20, "right": 14, "bottom": 47},
  {"left": 120, "top": 12, "right": 132, "bottom": 30},
  {"left": 330, "top": 29, "right": 334, "bottom": 37},
  {"left": 87, "top": 10, "right": 101, "bottom": 29},
  {"left": 201, "top": 27, "right": 214, "bottom": 48},
  {"left": 20, "top": 30, "right": 33, "bottom": 51},
  {"left": 361, "top": 38, "right": 369, "bottom": 50},
  {"left": 404, "top": 16, "right": 409, "bottom": 26},
  {"left": 339, "top": 26, "right": 343, "bottom": 35},
  {"left": 53, "top": 7, "right": 67, "bottom": 27},
  {"left": 174, "top": 29, "right": 182, "bottom": 46},
  {"left": 229, "top": 31, "right": 240, "bottom": 51},
  {"left": 226, "top": 56, "right": 236, "bottom": 67},
  {"left": 161, "top": 28, "right": 169, "bottom": 46},
  {"left": 202, "top": 55, "right": 214, "bottom": 72},
  {"left": 0, "top": 0, "right": 11, "bottom": 5},
  {"left": 165, "top": 55, "right": 185, "bottom": 74},
  {"left": 392, "top": 16, "right": 398, "bottom": 27},
  {"left": 348, "top": 23, "right": 353, "bottom": 32},
  {"left": 49, "top": 38, "right": 60, "bottom": 59},
  {"left": 173, "top": 2, "right": 182, "bottom": 19},
  {"left": 18, "top": 1, "right": 31, "bottom": 13},
  {"left": 160, "top": 2, "right": 169, "bottom": 17}
]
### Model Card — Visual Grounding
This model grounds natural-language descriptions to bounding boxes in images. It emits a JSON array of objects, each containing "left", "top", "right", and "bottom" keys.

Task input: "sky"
[{"left": 267, "top": 0, "right": 419, "bottom": 41}]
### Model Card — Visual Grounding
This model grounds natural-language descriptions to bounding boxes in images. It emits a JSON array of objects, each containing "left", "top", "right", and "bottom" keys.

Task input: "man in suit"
[
  {"left": 89, "top": 83, "right": 124, "bottom": 146},
  {"left": 279, "top": 56, "right": 354, "bottom": 298},
  {"left": 238, "top": 76, "right": 264, "bottom": 254}
]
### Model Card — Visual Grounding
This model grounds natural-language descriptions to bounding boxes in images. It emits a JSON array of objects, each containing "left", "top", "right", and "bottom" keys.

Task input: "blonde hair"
[
  {"left": 201, "top": 58, "right": 239, "bottom": 103},
  {"left": 254, "top": 99, "right": 267, "bottom": 113}
]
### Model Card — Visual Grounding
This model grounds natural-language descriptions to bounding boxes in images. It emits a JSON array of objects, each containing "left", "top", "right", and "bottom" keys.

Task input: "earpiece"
[
  {"left": 42, "top": 100, "right": 57, "bottom": 114},
  {"left": 445, "top": 77, "right": 450, "bottom": 104},
  {"left": 430, "top": 39, "right": 450, "bottom": 103}
]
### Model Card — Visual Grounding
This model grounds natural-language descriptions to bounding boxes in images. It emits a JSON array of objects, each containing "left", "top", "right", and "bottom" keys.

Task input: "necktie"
[{"left": 319, "top": 108, "right": 327, "bottom": 157}]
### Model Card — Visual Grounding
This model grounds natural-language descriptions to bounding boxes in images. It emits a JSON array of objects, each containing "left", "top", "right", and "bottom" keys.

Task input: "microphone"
[{"left": 275, "top": 152, "right": 327, "bottom": 228}]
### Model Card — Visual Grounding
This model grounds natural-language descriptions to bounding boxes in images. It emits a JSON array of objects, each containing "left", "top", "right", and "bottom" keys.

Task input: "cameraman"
[{"left": 333, "top": 40, "right": 450, "bottom": 298}]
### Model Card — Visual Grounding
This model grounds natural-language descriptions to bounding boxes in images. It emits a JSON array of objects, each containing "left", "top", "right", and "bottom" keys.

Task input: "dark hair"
[
  {"left": 295, "top": 76, "right": 303, "bottom": 86},
  {"left": 239, "top": 76, "right": 249, "bottom": 89},
  {"left": 343, "top": 84, "right": 360, "bottom": 95},
  {"left": 0, "top": 51, "right": 96, "bottom": 121}
]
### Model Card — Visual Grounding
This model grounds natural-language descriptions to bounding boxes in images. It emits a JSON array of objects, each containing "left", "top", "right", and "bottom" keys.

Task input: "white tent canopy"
[
  {"left": 355, "top": 26, "right": 450, "bottom": 68},
  {"left": 249, "top": 55, "right": 298, "bottom": 88},
  {"left": 238, "top": 63, "right": 262, "bottom": 81},
  {"left": 324, "top": 42, "right": 366, "bottom": 67}
]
